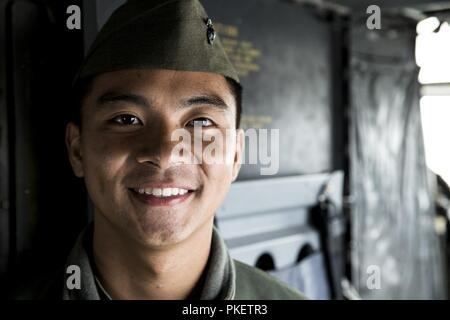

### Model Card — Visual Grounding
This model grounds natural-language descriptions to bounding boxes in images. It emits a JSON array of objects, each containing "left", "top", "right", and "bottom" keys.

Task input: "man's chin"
[{"left": 135, "top": 222, "right": 194, "bottom": 248}]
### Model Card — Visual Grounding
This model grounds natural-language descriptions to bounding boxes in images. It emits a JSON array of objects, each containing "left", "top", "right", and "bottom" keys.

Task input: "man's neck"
[{"left": 92, "top": 215, "right": 213, "bottom": 300}]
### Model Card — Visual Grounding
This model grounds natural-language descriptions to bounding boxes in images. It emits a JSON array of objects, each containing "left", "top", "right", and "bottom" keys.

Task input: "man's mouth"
[
  {"left": 132, "top": 187, "right": 190, "bottom": 197},
  {"left": 129, "top": 187, "right": 195, "bottom": 206}
]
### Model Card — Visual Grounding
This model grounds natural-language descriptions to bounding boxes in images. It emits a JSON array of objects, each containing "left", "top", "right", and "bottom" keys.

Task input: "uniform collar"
[
  {"left": 199, "top": 225, "right": 236, "bottom": 300},
  {"left": 62, "top": 224, "right": 235, "bottom": 300},
  {"left": 62, "top": 224, "right": 99, "bottom": 300}
]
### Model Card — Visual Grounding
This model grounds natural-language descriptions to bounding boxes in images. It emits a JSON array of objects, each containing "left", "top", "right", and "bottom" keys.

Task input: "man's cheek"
[
  {"left": 83, "top": 145, "right": 127, "bottom": 195},
  {"left": 202, "top": 163, "right": 234, "bottom": 190}
]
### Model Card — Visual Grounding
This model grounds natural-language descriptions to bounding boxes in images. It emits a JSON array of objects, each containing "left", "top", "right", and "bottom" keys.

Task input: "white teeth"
[
  {"left": 153, "top": 188, "right": 162, "bottom": 196},
  {"left": 136, "top": 188, "right": 189, "bottom": 197}
]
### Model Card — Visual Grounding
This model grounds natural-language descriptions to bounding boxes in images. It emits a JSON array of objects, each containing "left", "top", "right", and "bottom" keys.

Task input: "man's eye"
[
  {"left": 111, "top": 114, "right": 142, "bottom": 126},
  {"left": 187, "top": 118, "right": 214, "bottom": 128}
]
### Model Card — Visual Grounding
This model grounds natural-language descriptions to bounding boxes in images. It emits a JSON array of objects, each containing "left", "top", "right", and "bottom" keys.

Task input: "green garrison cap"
[{"left": 75, "top": 0, "right": 239, "bottom": 84}]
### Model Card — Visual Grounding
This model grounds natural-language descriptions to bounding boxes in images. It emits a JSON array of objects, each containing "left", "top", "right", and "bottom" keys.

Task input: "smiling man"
[{"left": 15, "top": 0, "right": 306, "bottom": 300}]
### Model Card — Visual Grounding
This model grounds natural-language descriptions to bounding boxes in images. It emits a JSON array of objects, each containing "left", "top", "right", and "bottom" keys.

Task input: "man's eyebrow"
[
  {"left": 182, "top": 94, "right": 230, "bottom": 110},
  {"left": 96, "top": 92, "right": 151, "bottom": 108},
  {"left": 96, "top": 92, "right": 230, "bottom": 111}
]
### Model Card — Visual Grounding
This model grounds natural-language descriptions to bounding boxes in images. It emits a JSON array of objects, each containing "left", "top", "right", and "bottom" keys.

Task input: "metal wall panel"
[{"left": 203, "top": 0, "right": 334, "bottom": 179}]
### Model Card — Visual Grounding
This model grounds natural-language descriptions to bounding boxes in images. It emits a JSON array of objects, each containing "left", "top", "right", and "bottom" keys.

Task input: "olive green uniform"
[{"left": 12, "top": 226, "right": 306, "bottom": 300}]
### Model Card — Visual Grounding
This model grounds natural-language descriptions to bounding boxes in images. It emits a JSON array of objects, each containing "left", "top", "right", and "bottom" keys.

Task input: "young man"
[{"left": 16, "top": 0, "right": 306, "bottom": 300}]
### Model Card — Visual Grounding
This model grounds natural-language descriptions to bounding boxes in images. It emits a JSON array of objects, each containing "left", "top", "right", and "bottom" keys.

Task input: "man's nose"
[{"left": 134, "top": 124, "right": 190, "bottom": 169}]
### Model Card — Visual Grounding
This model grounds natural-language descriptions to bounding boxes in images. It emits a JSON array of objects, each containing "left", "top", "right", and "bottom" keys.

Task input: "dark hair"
[
  {"left": 225, "top": 76, "right": 242, "bottom": 129},
  {"left": 68, "top": 77, "right": 92, "bottom": 128},
  {"left": 69, "top": 75, "right": 243, "bottom": 128}
]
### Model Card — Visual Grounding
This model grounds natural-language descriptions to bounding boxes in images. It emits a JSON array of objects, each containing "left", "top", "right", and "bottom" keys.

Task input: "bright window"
[
  {"left": 420, "top": 96, "right": 450, "bottom": 184},
  {"left": 416, "top": 17, "right": 450, "bottom": 185},
  {"left": 416, "top": 19, "right": 450, "bottom": 84}
]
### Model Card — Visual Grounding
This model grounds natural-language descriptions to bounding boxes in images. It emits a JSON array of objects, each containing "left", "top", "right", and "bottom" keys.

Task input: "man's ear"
[
  {"left": 65, "top": 122, "right": 84, "bottom": 177},
  {"left": 231, "top": 128, "right": 245, "bottom": 182}
]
